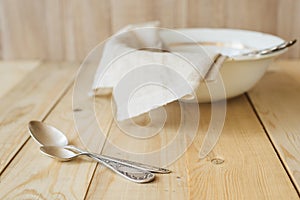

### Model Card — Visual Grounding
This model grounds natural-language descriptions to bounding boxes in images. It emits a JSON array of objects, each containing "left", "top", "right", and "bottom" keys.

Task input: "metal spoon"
[
  {"left": 28, "top": 121, "right": 155, "bottom": 183},
  {"left": 28, "top": 121, "right": 171, "bottom": 173},
  {"left": 237, "top": 39, "right": 297, "bottom": 57},
  {"left": 40, "top": 146, "right": 155, "bottom": 183}
]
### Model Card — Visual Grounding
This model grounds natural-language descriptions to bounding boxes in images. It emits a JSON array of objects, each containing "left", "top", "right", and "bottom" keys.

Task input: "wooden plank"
[
  {"left": 0, "top": 0, "right": 64, "bottom": 60},
  {"left": 185, "top": 96, "right": 298, "bottom": 199},
  {"left": 0, "top": 62, "right": 78, "bottom": 174},
  {"left": 277, "top": 0, "right": 300, "bottom": 59},
  {"left": 62, "top": 0, "right": 112, "bottom": 61},
  {"left": 187, "top": 0, "right": 226, "bottom": 28},
  {"left": 110, "top": 0, "right": 155, "bottom": 32},
  {"left": 0, "top": 0, "right": 111, "bottom": 61},
  {"left": 1, "top": 60, "right": 299, "bottom": 199},
  {"left": 224, "top": 0, "right": 277, "bottom": 34},
  {"left": 0, "top": 60, "right": 40, "bottom": 98},
  {"left": 0, "top": 86, "right": 113, "bottom": 199},
  {"left": 85, "top": 94, "right": 299, "bottom": 199},
  {"left": 0, "top": 1, "right": 2, "bottom": 59},
  {"left": 1, "top": 0, "right": 300, "bottom": 60},
  {"left": 86, "top": 101, "right": 189, "bottom": 199},
  {"left": 187, "top": 0, "right": 278, "bottom": 34},
  {"left": 152, "top": 0, "right": 187, "bottom": 28},
  {"left": 110, "top": 0, "right": 186, "bottom": 32},
  {"left": 248, "top": 60, "right": 300, "bottom": 192}
]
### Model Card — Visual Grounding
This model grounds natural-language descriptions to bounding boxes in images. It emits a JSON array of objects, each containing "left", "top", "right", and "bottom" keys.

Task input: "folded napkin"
[{"left": 92, "top": 22, "right": 226, "bottom": 121}]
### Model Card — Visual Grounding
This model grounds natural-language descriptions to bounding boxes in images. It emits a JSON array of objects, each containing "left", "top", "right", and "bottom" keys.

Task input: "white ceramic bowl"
[{"left": 160, "top": 28, "right": 287, "bottom": 102}]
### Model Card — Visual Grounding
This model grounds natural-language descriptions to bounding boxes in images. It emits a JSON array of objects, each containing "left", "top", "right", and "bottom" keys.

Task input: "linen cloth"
[{"left": 92, "top": 22, "right": 226, "bottom": 121}]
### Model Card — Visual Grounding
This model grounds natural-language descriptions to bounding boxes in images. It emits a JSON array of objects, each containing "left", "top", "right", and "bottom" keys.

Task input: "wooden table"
[{"left": 0, "top": 60, "right": 299, "bottom": 199}]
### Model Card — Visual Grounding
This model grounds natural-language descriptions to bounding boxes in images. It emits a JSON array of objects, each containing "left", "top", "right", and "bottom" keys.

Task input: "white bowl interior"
[{"left": 158, "top": 28, "right": 286, "bottom": 102}]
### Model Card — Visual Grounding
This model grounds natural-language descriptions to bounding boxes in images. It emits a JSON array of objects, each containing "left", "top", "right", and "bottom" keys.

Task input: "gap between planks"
[
  {"left": 0, "top": 62, "right": 79, "bottom": 175},
  {"left": 0, "top": 79, "right": 75, "bottom": 176},
  {"left": 246, "top": 92, "right": 300, "bottom": 197},
  {"left": 84, "top": 94, "right": 299, "bottom": 199},
  {"left": 0, "top": 86, "right": 115, "bottom": 199},
  {"left": 247, "top": 60, "right": 300, "bottom": 195}
]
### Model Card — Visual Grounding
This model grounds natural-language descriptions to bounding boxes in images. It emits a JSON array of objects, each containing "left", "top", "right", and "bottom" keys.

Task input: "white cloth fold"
[{"left": 92, "top": 22, "right": 226, "bottom": 121}]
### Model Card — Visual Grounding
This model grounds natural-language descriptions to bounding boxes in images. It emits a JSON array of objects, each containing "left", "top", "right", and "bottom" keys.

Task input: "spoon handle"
[
  {"left": 88, "top": 153, "right": 155, "bottom": 183},
  {"left": 66, "top": 145, "right": 171, "bottom": 174},
  {"left": 95, "top": 154, "right": 171, "bottom": 174},
  {"left": 238, "top": 39, "right": 297, "bottom": 57}
]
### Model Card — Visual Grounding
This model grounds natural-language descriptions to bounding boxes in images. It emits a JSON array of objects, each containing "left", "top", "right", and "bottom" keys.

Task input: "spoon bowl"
[
  {"left": 29, "top": 120, "right": 68, "bottom": 146},
  {"left": 40, "top": 146, "right": 81, "bottom": 161}
]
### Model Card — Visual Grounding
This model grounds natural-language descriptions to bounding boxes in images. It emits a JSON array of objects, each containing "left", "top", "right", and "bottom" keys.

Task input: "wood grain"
[
  {"left": 0, "top": 60, "right": 299, "bottom": 199},
  {"left": 0, "top": 60, "right": 40, "bottom": 98},
  {"left": 110, "top": 0, "right": 155, "bottom": 32},
  {"left": 187, "top": 0, "right": 226, "bottom": 28},
  {"left": 86, "top": 101, "right": 190, "bottom": 200},
  {"left": 0, "top": 62, "right": 78, "bottom": 174},
  {"left": 248, "top": 60, "right": 300, "bottom": 192},
  {"left": 0, "top": 0, "right": 64, "bottom": 60},
  {"left": 187, "top": 0, "right": 278, "bottom": 33},
  {"left": 0, "top": 0, "right": 111, "bottom": 61},
  {"left": 185, "top": 96, "right": 298, "bottom": 199},
  {"left": 224, "top": 0, "right": 277, "bottom": 34},
  {"left": 3, "top": 0, "right": 298, "bottom": 60},
  {"left": 277, "top": 0, "right": 300, "bottom": 58},
  {"left": 110, "top": 0, "right": 186, "bottom": 32},
  {"left": 0, "top": 1, "right": 2, "bottom": 59},
  {"left": 0, "top": 89, "right": 93, "bottom": 199},
  {"left": 85, "top": 94, "right": 299, "bottom": 199},
  {"left": 0, "top": 87, "right": 115, "bottom": 199},
  {"left": 62, "top": 0, "right": 112, "bottom": 61}
]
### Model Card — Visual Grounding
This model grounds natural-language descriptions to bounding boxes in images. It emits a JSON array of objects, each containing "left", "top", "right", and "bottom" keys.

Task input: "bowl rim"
[{"left": 164, "top": 28, "right": 287, "bottom": 62}]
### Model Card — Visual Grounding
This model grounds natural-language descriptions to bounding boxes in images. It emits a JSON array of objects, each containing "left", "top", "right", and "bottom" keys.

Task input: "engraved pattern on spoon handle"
[
  {"left": 98, "top": 154, "right": 171, "bottom": 174},
  {"left": 89, "top": 154, "right": 155, "bottom": 183},
  {"left": 66, "top": 145, "right": 170, "bottom": 174}
]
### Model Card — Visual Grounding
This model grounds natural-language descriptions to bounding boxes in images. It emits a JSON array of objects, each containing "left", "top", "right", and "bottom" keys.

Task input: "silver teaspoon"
[
  {"left": 40, "top": 146, "right": 155, "bottom": 183},
  {"left": 237, "top": 39, "right": 297, "bottom": 57},
  {"left": 28, "top": 121, "right": 154, "bottom": 183},
  {"left": 28, "top": 121, "right": 171, "bottom": 173}
]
